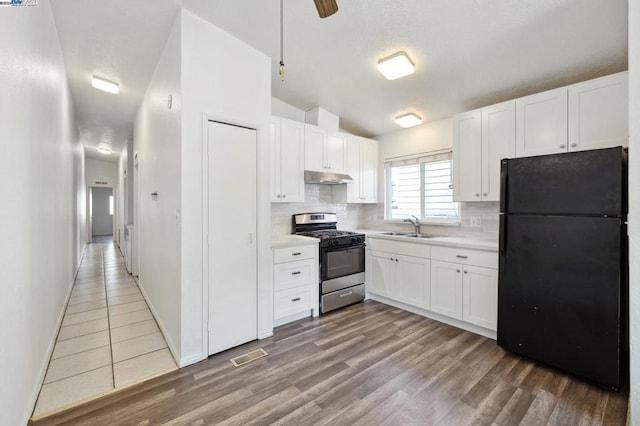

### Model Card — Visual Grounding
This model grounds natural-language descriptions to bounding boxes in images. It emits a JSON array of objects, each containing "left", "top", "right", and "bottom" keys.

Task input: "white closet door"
[{"left": 208, "top": 121, "right": 257, "bottom": 355}]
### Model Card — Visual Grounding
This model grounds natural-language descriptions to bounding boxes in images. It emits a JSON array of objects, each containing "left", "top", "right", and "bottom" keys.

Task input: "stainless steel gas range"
[{"left": 293, "top": 213, "right": 365, "bottom": 314}]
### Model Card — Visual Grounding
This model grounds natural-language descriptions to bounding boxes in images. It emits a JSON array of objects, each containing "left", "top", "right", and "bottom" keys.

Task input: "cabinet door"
[
  {"left": 395, "top": 255, "right": 430, "bottom": 310},
  {"left": 270, "top": 118, "right": 282, "bottom": 202},
  {"left": 481, "top": 101, "right": 515, "bottom": 201},
  {"left": 367, "top": 251, "right": 395, "bottom": 298},
  {"left": 453, "top": 109, "right": 482, "bottom": 201},
  {"left": 345, "top": 136, "right": 361, "bottom": 202},
  {"left": 280, "top": 119, "right": 305, "bottom": 202},
  {"left": 360, "top": 139, "right": 378, "bottom": 203},
  {"left": 327, "top": 132, "right": 348, "bottom": 174},
  {"left": 515, "top": 87, "right": 568, "bottom": 157},
  {"left": 568, "top": 71, "right": 628, "bottom": 152},
  {"left": 430, "top": 260, "right": 463, "bottom": 320},
  {"left": 462, "top": 265, "right": 498, "bottom": 330},
  {"left": 305, "top": 124, "right": 327, "bottom": 172}
]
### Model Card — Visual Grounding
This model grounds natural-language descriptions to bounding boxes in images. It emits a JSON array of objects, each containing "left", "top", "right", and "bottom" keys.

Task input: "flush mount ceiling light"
[
  {"left": 97, "top": 143, "right": 112, "bottom": 155},
  {"left": 377, "top": 51, "right": 415, "bottom": 80},
  {"left": 91, "top": 75, "right": 119, "bottom": 94},
  {"left": 394, "top": 112, "right": 422, "bottom": 128}
]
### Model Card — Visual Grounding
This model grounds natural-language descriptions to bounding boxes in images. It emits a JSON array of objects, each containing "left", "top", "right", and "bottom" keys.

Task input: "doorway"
[{"left": 89, "top": 186, "right": 114, "bottom": 244}]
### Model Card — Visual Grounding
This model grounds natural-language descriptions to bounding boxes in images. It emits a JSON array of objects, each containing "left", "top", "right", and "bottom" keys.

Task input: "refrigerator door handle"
[
  {"left": 499, "top": 214, "right": 507, "bottom": 256},
  {"left": 500, "top": 159, "right": 508, "bottom": 213}
]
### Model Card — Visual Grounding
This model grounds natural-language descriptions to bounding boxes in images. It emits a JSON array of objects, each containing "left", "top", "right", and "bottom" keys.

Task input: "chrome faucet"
[{"left": 403, "top": 215, "right": 421, "bottom": 235}]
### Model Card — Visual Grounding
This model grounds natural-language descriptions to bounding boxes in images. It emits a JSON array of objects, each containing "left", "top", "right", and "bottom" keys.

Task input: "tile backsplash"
[{"left": 271, "top": 184, "right": 499, "bottom": 242}]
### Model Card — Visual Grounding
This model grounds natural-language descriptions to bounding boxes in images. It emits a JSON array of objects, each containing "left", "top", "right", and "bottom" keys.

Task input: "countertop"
[
  {"left": 354, "top": 229, "right": 498, "bottom": 252},
  {"left": 271, "top": 234, "right": 320, "bottom": 248}
]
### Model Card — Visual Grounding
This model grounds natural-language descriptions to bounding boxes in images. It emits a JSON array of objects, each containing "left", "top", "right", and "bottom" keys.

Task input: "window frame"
[{"left": 384, "top": 150, "right": 460, "bottom": 226}]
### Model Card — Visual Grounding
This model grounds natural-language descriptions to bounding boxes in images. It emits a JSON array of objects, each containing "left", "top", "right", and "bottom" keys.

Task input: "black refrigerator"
[{"left": 497, "top": 146, "right": 628, "bottom": 390}]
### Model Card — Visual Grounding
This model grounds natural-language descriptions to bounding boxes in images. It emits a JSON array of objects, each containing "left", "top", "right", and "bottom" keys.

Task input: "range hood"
[{"left": 304, "top": 170, "right": 353, "bottom": 185}]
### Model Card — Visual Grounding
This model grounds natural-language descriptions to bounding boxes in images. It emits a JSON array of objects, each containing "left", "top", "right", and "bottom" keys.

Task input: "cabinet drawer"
[
  {"left": 274, "top": 260, "right": 317, "bottom": 291},
  {"left": 274, "top": 244, "right": 316, "bottom": 263},
  {"left": 431, "top": 246, "right": 498, "bottom": 269},
  {"left": 366, "top": 237, "right": 430, "bottom": 258},
  {"left": 274, "top": 286, "right": 314, "bottom": 319}
]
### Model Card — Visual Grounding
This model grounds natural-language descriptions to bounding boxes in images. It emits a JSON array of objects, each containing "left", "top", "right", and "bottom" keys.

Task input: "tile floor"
[{"left": 33, "top": 242, "right": 177, "bottom": 418}]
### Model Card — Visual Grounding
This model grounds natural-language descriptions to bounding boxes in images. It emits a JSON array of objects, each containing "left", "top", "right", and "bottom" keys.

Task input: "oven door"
[{"left": 321, "top": 244, "right": 365, "bottom": 282}]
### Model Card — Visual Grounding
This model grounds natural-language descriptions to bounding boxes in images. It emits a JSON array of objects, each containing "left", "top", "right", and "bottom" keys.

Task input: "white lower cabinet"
[
  {"left": 273, "top": 242, "right": 319, "bottom": 326},
  {"left": 367, "top": 237, "right": 498, "bottom": 335},
  {"left": 462, "top": 265, "right": 498, "bottom": 330},
  {"left": 395, "top": 254, "right": 430, "bottom": 310},
  {"left": 368, "top": 251, "right": 395, "bottom": 298},
  {"left": 430, "top": 260, "right": 463, "bottom": 320}
]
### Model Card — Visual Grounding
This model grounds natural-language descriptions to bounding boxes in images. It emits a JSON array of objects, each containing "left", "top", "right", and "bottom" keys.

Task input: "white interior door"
[{"left": 208, "top": 121, "right": 257, "bottom": 355}]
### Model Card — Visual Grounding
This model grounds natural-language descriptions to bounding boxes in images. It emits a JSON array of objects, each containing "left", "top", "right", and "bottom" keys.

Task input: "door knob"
[
  {"left": 560, "top": 144, "right": 566, "bottom": 149},
  {"left": 570, "top": 143, "right": 577, "bottom": 148}
]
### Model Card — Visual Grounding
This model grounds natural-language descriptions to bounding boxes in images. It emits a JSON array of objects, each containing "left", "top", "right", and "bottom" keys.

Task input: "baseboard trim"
[
  {"left": 178, "top": 353, "right": 206, "bottom": 368},
  {"left": 258, "top": 329, "right": 274, "bottom": 339},
  {"left": 25, "top": 243, "right": 87, "bottom": 425},
  {"left": 368, "top": 294, "right": 497, "bottom": 340},
  {"left": 136, "top": 280, "right": 182, "bottom": 368}
]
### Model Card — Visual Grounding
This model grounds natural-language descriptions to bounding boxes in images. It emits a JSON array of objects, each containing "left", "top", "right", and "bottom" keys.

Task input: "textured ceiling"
[
  {"left": 51, "top": 0, "right": 180, "bottom": 161},
  {"left": 185, "top": 0, "right": 628, "bottom": 137},
  {"left": 51, "top": 0, "right": 628, "bottom": 159}
]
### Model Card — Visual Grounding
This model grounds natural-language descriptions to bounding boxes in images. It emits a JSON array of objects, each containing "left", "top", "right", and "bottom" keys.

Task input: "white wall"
[
  {"left": 180, "top": 9, "right": 272, "bottom": 364},
  {"left": 86, "top": 157, "right": 117, "bottom": 187},
  {"left": 375, "top": 117, "right": 454, "bottom": 160},
  {"left": 0, "top": 1, "right": 84, "bottom": 424},
  {"left": 272, "top": 97, "right": 305, "bottom": 122},
  {"left": 628, "top": 0, "right": 639, "bottom": 422},
  {"left": 134, "top": 14, "right": 183, "bottom": 363}
]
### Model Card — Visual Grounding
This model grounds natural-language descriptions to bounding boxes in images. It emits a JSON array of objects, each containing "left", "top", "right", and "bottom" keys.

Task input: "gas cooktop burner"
[{"left": 298, "top": 230, "right": 359, "bottom": 239}]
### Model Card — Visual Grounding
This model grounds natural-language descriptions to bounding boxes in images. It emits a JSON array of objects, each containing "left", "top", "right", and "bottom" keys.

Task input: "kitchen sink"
[{"left": 379, "top": 232, "right": 437, "bottom": 238}]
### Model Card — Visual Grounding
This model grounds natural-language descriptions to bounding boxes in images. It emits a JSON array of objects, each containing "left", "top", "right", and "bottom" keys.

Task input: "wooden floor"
[{"left": 31, "top": 301, "right": 628, "bottom": 426}]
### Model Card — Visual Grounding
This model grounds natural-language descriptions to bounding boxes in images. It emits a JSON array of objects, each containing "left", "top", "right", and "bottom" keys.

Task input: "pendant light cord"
[{"left": 279, "top": 0, "right": 285, "bottom": 82}]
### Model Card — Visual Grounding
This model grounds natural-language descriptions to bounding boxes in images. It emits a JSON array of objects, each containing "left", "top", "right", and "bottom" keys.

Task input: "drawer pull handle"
[
  {"left": 291, "top": 271, "right": 301, "bottom": 275},
  {"left": 291, "top": 297, "right": 301, "bottom": 302},
  {"left": 292, "top": 252, "right": 302, "bottom": 256},
  {"left": 339, "top": 291, "right": 353, "bottom": 298},
  {"left": 456, "top": 255, "right": 468, "bottom": 259}
]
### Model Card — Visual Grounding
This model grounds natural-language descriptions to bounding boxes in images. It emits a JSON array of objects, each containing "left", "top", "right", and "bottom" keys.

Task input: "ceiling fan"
[{"left": 313, "top": 0, "right": 339, "bottom": 18}]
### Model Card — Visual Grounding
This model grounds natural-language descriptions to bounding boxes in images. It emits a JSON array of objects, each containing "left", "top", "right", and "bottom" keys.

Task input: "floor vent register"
[{"left": 230, "top": 348, "right": 268, "bottom": 367}]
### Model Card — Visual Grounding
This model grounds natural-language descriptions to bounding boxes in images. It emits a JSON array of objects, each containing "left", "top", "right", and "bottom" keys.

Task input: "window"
[
  {"left": 385, "top": 150, "right": 459, "bottom": 222},
  {"left": 109, "top": 195, "right": 114, "bottom": 216}
]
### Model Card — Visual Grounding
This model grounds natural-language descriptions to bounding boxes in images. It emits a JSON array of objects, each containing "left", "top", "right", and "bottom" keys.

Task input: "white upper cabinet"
[
  {"left": 327, "top": 132, "right": 348, "bottom": 174},
  {"left": 515, "top": 71, "right": 628, "bottom": 158},
  {"left": 335, "top": 135, "right": 378, "bottom": 204},
  {"left": 271, "top": 117, "right": 304, "bottom": 203},
  {"left": 304, "top": 124, "right": 347, "bottom": 174},
  {"left": 360, "top": 138, "right": 378, "bottom": 202},
  {"left": 481, "top": 101, "right": 515, "bottom": 201},
  {"left": 515, "top": 87, "right": 568, "bottom": 157},
  {"left": 453, "top": 109, "right": 482, "bottom": 202},
  {"left": 304, "top": 124, "right": 327, "bottom": 173},
  {"left": 568, "top": 71, "right": 628, "bottom": 152},
  {"left": 453, "top": 100, "right": 514, "bottom": 202}
]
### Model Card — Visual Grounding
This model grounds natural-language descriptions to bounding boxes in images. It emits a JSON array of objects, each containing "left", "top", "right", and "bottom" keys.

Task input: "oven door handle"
[{"left": 322, "top": 243, "right": 366, "bottom": 253}]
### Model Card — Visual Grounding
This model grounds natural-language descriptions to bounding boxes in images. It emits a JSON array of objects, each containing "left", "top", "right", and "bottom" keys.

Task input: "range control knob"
[{"left": 351, "top": 237, "right": 356, "bottom": 243}]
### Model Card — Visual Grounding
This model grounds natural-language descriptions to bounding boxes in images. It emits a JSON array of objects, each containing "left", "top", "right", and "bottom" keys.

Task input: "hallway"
[{"left": 32, "top": 243, "right": 177, "bottom": 419}]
